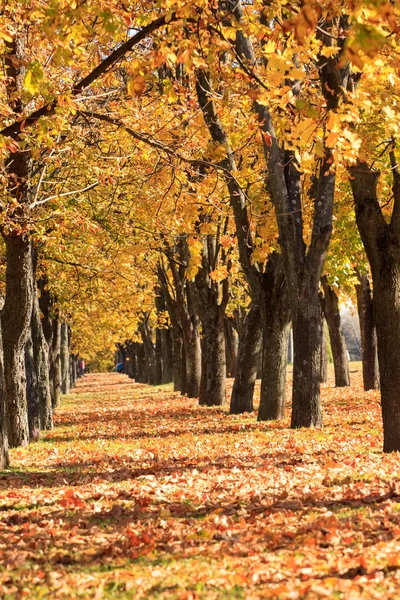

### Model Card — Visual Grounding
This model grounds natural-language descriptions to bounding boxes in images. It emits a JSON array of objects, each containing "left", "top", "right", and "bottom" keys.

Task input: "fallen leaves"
[{"left": 0, "top": 370, "right": 400, "bottom": 598}]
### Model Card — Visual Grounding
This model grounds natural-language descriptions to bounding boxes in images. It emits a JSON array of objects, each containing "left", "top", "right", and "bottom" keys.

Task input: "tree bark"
[
  {"left": 200, "top": 306, "right": 226, "bottom": 406},
  {"left": 350, "top": 161, "right": 400, "bottom": 451},
  {"left": 321, "top": 277, "right": 350, "bottom": 387},
  {"left": 155, "top": 329, "right": 163, "bottom": 385},
  {"left": 182, "top": 322, "right": 201, "bottom": 397},
  {"left": 1, "top": 235, "right": 33, "bottom": 447},
  {"left": 355, "top": 273, "right": 380, "bottom": 391},
  {"left": 291, "top": 284, "right": 323, "bottom": 428},
  {"left": 49, "top": 319, "right": 62, "bottom": 409},
  {"left": 172, "top": 330, "right": 185, "bottom": 392},
  {"left": 70, "top": 354, "right": 77, "bottom": 389},
  {"left": 230, "top": 303, "right": 262, "bottom": 414},
  {"left": 60, "top": 321, "right": 70, "bottom": 395},
  {"left": 26, "top": 279, "right": 53, "bottom": 438},
  {"left": 136, "top": 343, "right": 147, "bottom": 383},
  {"left": 224, "top": 318, "right": 238, "bottom": 378},
  {"left": 161, "top": 328, "right": 173, "bottom": 383},
  {"left": 0, "top": 298, "right": 9, "bottom": 468},
  {"left": 140, "top": 317, "right": 156, "bottom": 385},
  {"left": 258, "top": 254, "right": 291, "bottom": 421},
  {"left": 320, "top": 321, "right": 328, "bottom": 383}
]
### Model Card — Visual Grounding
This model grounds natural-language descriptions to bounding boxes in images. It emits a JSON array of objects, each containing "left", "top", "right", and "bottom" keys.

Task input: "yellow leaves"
[
  {"left": 267, "top": 56, "right": 287, "bottom": 72},
  {"left": 319, "top": 46, "right": 340, "bottom": 58},
  {"left": 186, "top": 236, "right": 203, "bottom": 280},
  {"left": 210, "top": 265, "right": 229, "bottom": 283},
  {"left": 209, "top": 144, "right": 227, "bottom": 162},
  {"left": 262, "top": 40, "right": 276, "bottom": 54},
  {"left": 0, "top": 26, "right": 13, "bottom": 43},
  {"left": 24, "top": 63, "right": 43, "bottom": 95},
  {"left": 283, "top": 2, "right": 319, "bottom": 44}
]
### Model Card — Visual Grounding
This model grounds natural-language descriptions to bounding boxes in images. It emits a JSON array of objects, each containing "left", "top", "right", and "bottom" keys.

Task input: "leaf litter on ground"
[{"left": 1, "top": 370, "right": 400, "bottom": 598}]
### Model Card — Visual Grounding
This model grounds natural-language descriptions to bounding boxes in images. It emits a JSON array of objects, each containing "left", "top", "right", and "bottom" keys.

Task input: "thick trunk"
[
  {"left": 258, "top": 258, "right": 291, "bottom": 421},
  {"left": 230, "top": 303, "right": 262, "bottom": 414},
  {"left": 136, "top": 343, "right": 147, "bottom": 383},
  {"left": 258, "top": 318, "right": 290, "bottom": 421},
  {"left": 172, "top": 331, "right": 185, "bottom": 393},
  {"left": 350, "top": 163, "right": 397, "bottom": 449},
  {"left": 182, "top": 324, "right": 201, "bottom": 398},
  {"left": 355, "top": 274, "right": 380, "bottom": 391},
  {"left": 291, "top": 287, "right": 323, "bottom": 428},
  {"left": 123, "top": 343, "right": 135, "bottom": 379},
  {"left": 374, "top": 282, "right": 400, "bottom": 452},
  {"left": 26, "top": 285, "right": 52, "bottom": 438},
  {"left": 1, "top": 235, "right": 33, "bottom": 447},
  {"left": 60, "top": 321, "right": 70, "bottom": 395},
  {"left": 49, "top": 319, "right": 62, "bottom": 409},
  {"left": 161, "top": 328, "right": 173, "bottom": 384},
  {"left": 140, "top": 321, "right": 156, "bottom": 385},
  {"left": 322, "top": 277, "right": 350, "bottom": 387},
  {"left": 224, "top": 318, "right": 238, "bottom": 378},
  {"left": 200, "top": 308, "right": 226, "bottom": 406}
]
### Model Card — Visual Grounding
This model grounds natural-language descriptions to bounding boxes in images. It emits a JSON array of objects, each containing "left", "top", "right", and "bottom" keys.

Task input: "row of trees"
[{"left": 0, "top": 0, "right": 399, "bottom": 469}]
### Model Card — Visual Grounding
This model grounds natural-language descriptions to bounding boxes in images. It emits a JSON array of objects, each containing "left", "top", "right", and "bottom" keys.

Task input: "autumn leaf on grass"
[{"left": 60, "top": 488, "right": 85, "bottom": 508}]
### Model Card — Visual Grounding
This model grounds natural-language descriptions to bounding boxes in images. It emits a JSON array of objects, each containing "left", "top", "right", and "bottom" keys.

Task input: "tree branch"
[{"left": 1, "top": 13, "right": 175, "bottom": 140}]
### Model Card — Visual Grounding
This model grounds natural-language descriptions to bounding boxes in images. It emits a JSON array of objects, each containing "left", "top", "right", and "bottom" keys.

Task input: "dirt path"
[{"left": 0, "top": 372, "right": 399, "bottom": 599}]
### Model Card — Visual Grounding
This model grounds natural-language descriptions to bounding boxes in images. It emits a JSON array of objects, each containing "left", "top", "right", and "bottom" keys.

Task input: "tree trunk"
[
  {"left": 155, "top": 329, "right": 163, "bottom": 385},
  {"left": 26, "top": 282, "right": 53, "bottom": 439},
  {"left": 60, "top": 321, "right": 70, "bottom": 395},
  {"left": 161, "top": 328, "right": 173, "bottom": 384},
  {"left": 70, "top": 354, "right": 77, "bottom": 389},
  {"left": 0, "top": 301, "right": 9, "bottom": 468},
  {"left": 182, "top": 321, "right": 201, "bottom": 398},
  {"left": 291, "top": 284, "right": 323, "bottom": 428},
  {"left": 321, "top": 277, "right": 350, "bottom": 387},
  {"left": 136, "top": 343, "right": 147, "bottom": 383},
  {"left": 25, "top": 330, "right": 39, "bottom": 441},
  {"left": 1, "top": 235, "right": 33, "bottom": 447},
  {"left": 224, "top": 318, "right": 238, "bottom": 378},
  {"left": 230, "top": 303, "right": 262, "bottom": 414},
  {"left": 122, "top": 343, "right": 135, "bottom": 379},
  {"left": 172, "top": 331, "right": 185, "bottom": 393},
  {"left": 320, "top": 322, "right": 328, "bottom": 383},
  {"left": 355, "top": 273, "right": 380, "bottom": 391},
  {"left": 258, "top": 255, "right": 291, "bottom": 421},
  {"left": 140, "top": 319, "right": 156, "bottom": 385},
  {"left": 350, "top": 162, "right": 400, "bottom": 451},
  {"left": 49, "top": 319, "right": 62, "bottom": 409},
  {"left": 200, "top": 307, "right": 226, "bottom": 406},
  {"left": 258, "top": 319, "right": 290, "bottom": 421}
]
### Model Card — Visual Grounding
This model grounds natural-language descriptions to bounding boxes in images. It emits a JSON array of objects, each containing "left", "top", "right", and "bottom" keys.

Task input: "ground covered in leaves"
[{"left": 1, "top": 370, "right": 400, "bottom": 599}]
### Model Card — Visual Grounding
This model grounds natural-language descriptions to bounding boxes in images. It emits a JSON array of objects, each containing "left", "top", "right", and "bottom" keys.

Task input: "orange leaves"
[
  {"left": 127, "top": 75, "right": 146, "bottom": 97},
  {"left": 60, "top": 488, "right": 86, "bottom": 508},
  {"left": 283, "top": 2, "right": 320, "bottom": 44},
  {"left": 2, "top": 370, "right": 400, "bottom": 598},
  {"left": 261, "top": 130, "right": 273, "bottom": 148}
]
